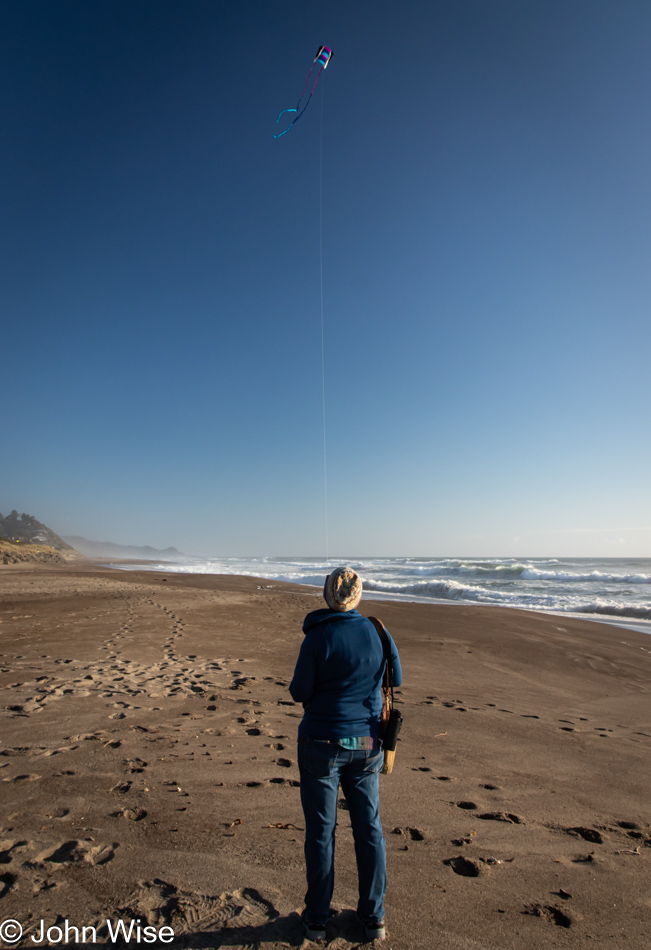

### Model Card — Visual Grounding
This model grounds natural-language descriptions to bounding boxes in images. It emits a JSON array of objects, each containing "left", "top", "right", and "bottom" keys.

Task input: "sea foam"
[{"left": 109, "top": 555, "right": 651, "bottom": 630}]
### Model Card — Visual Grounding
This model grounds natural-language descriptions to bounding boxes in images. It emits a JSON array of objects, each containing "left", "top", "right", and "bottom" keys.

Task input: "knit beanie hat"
[{"left": 323, "top": 567, "right": 363, "bottom": 612}]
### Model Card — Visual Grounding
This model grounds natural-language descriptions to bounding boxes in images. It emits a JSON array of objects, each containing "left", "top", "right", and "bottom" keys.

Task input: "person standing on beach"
[{"left": 289, "top": 566, "right": 402, "bottom": 943}]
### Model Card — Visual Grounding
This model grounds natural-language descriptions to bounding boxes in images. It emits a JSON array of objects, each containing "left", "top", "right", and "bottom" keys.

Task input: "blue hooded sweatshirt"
[{"left": 289, "top": 608, "right": 402, "bottom": 739}]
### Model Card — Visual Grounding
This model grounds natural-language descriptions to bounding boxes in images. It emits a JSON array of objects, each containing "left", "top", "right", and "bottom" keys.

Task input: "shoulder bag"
[{"left": 369, "top": 616, "right": 403, "bottom": 774}]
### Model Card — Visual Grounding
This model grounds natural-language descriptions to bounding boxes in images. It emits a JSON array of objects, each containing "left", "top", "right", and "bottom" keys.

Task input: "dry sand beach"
[{"left": 0, "top": 563, "right": 650, "bottom": 949}]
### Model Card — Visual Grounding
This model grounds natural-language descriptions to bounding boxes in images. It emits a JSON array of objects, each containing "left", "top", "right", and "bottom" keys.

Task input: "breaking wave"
[
  {"left": 109, "top": 554, "right": 651, "bottom": 629},
  {"left": 362, "top": 577, "right": 651, "bottom": 621}
]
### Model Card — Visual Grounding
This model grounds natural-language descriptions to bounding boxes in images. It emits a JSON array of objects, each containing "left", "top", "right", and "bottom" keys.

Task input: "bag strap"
[{"left": 368, "top": 616, "right": 394, "bottom": 700}]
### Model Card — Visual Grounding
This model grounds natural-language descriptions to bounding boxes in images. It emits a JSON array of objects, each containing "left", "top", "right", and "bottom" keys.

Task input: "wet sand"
[{"left": 0, "top": 563, "right": 650, "bottom": 949}]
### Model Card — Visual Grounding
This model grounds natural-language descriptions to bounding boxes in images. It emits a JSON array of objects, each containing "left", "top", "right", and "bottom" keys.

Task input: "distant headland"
[
  {"left": 0, "top": 511, "right": 183, "bottom": 565},
  {"left": 63, "top": 536, "right": 184, "bottom": 560}
]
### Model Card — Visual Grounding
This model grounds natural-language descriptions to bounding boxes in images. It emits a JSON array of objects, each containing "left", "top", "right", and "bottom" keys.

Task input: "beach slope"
[{"left": 0, "top": 565, "right": 649, "bottom": 948}]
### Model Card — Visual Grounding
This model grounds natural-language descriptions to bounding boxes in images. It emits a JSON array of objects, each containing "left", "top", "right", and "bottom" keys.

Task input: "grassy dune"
[{"left": 0, "top": 538, "right": 68, "bottom": 564}]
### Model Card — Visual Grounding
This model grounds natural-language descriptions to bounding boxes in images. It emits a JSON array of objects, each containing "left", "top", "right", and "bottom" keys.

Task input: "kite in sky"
[{"left": 274, "top": 46, "right": 333, "bottom": 138}]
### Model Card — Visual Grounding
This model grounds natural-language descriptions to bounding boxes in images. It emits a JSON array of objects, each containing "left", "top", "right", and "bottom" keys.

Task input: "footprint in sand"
[
  {"left": 478, "top": 811, "right": 524, "bottom": 824},
  {"left": 110, "top": 781, "right": 132, "bottom": 794},
  {"left": 523, "top": 903, "right": 572, "bottom": 928},
  {"left": 119, "top": 807, "right": 147, "bottom": 821},
  {"left": 0, "top": 839, "right": 29, "bottom": 863},
  {"left": 565, "top": 826, "right": 604, "bottom": 844},
  {"left": 445, "top": 855, "right": 481, "bottom": 877},
  {"left": 35, "top": 839, "right": 118, "bottom": 866},
  {"left": 231, "top": 677, "right": 255, "bottom": 690},
  {"left": 0, "top": 873, "right": 16, "bottom": 898},
  {"left": 124, "top": 880, "right": 283, "bottom": 936},
  {"left": 2, "top": 773, "right": 41, "bottom": 783},
  {"left": 392, "top": 827, "right": 425, "bottom": 841}
]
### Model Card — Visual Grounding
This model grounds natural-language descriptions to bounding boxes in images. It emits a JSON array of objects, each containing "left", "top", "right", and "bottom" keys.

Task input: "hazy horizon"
[{"left": 61, "top": 533, "right": 651, "bottom": 562}]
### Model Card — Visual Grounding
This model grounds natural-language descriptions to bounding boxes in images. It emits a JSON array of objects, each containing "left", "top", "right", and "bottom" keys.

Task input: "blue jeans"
[{"left": 298, "top": 740, "right": 386, "bottom": 926}]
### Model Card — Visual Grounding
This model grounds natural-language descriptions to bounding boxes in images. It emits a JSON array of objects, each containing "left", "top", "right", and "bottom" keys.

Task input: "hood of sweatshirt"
[{"left": 302, "top": 608, "right": 363, "bottom": 634}]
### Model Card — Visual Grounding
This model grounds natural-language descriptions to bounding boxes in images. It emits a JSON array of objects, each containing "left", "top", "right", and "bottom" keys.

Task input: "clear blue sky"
[{"left": 2, "top": 1, "right": 650, "bottom": 557}]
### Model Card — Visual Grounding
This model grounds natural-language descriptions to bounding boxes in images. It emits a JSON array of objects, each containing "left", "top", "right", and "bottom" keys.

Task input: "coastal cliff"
[{"left": 0, "top": 511, "right": 80, "bottom": 564}]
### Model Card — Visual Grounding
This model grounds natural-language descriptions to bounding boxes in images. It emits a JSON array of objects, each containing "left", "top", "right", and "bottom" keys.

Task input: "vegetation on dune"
[
  {"left": 0, "top": 511, "right": 74, "bottom": 551},
  {"left": 0, "top": 512, "right": 81, "bottom": 564},
  {"left": 0, "top": 538, "right": 66, "bottom": 565}
]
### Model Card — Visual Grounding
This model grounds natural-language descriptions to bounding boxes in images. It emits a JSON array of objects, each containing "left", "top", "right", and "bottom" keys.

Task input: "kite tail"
[
  {"left": 273, "top": 93, "right": 315, "bottom": 138},
  {"left": 273, "top": 64, "right": 325, "bottom": 138}
]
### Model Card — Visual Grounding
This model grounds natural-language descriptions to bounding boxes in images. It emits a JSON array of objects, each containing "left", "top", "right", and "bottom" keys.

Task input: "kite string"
[
  {"left": 319, "top": 79, "right": 329, "bottom": 567},
  {"left": 310, "top": 65, "right": 326, "bottom": 97},
  {"left": 300, "top": 60, "right": 317, "bottom": 100}
]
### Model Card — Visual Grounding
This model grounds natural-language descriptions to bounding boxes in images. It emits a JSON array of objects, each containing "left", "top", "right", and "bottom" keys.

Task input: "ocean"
[{"left": 111, "top": 555, "right": 651, "bottom": 634}]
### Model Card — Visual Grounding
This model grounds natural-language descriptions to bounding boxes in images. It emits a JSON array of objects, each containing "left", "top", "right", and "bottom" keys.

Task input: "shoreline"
[{"left": 86, "top": 558, "right": 651, "bottom": 638}]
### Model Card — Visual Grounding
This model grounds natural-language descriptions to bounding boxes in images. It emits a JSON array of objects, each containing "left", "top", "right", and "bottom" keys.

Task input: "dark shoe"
[
  {"left": 357, "top": 913, "right": 386, "bottom": 941},
  {"left": 301, "top": 911, "right": 326, "bottom": 942}
]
